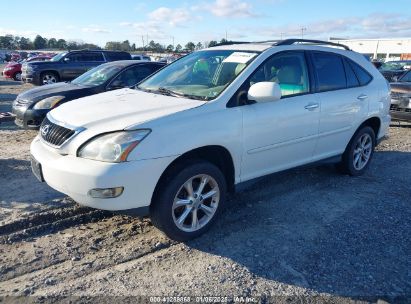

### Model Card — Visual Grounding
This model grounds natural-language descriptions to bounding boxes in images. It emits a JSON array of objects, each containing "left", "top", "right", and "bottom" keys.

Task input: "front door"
[{"left": 240, "top": 51, "right": 320, "bottom": 181}]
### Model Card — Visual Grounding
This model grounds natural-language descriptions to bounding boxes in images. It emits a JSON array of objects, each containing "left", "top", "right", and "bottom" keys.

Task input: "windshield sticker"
[{"left": 223, "top": 52, "right": 257, "bottom": 64}]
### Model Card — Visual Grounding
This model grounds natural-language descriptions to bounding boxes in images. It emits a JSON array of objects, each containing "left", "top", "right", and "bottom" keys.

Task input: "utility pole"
[
  {"left": 172, "top": 36, "right": 175, "bottom": 50},
  {"left": 225, "top": 30, "right": 228, "bottom": 41},
  {"left": 280, "top": 32, "right": 285, "bottom": 40},
  {"left": 301, "top": 27, "right": 307, "bottom": 39}
]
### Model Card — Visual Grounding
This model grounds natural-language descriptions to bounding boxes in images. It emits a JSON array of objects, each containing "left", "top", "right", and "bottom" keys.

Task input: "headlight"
[
  {"left": 33, "top": 96, "right": 65, "bottom": 109},
  {"left": 4, "top": 67, "right": 13, "bottom": 71},
  {"left": 78, "top": 130, "right": 151, "bottom": 162},
  {"left": 25, "top": 65, "right": 34, "bottom": 72}
]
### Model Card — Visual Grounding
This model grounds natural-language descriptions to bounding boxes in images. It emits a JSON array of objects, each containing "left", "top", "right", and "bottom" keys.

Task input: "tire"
[
  {"left": 150, "top": 160, "right": 227, "bottom": 241},
  {"left": 338, "top": 126, "right": 376, "bottom": 176},
  {"left": 13, "top": 72, "right": 22, "bottom": 81},
  {"left": 41, "top": 72, "right": 59, "bottom": 85}
]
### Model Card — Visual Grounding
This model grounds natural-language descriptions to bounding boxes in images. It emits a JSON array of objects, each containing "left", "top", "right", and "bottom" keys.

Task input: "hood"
[
  {"left": 49, "top": 88, "right": 207, "bottom": 131},
  {"left": 5, "top": 62, "right": 21, "bottom": 68},
  {"left": 17, "top": 82, "right": 93, "bottom": 102},
  {"left": 26, "top": 60, "right": 57, "bottom": 67},
  {"left": 390, "top": 82, "right": 411, "bottom": 93}
]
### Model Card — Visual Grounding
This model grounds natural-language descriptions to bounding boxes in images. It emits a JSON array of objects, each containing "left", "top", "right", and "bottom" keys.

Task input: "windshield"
[
  {"left": 71, "top": 64, "right": 122, "bottom": 86},
  {"left": 138, "top": 50, "right": 259, "bottom": 100},
  {"left": 380, "top": 61, "right": 410, "bottom": 71},
  {"left": 50, "top": 52, "right": 67, "bottom": 62},
  {"left": 399, "top": 71, "right": 411, "bottom": 82}
]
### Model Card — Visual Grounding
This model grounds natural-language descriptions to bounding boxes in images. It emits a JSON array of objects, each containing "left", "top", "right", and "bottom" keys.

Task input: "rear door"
[
  {"left": 310, "top": 51, "right": 372, "bottom": 159},
  {"left": 81, "top": 52, "right": 105, "bottom": 74},
  {"left": 61, "top": 53, "right": 88, "bottom": 80}
]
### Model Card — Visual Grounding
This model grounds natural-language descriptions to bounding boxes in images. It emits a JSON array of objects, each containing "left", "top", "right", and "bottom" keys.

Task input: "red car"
[{"left": 2, "top": 56, "right": 52, "bottom": 81}]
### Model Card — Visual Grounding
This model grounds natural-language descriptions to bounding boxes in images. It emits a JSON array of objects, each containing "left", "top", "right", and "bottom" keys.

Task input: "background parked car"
[
  {"left": 2, "top": 61, "right": 22, "bottom": 80},
  {"left": 2, "top": 55, "right": 53, "bottom": 81},
  {"left": 12, "top": 60, "right": 164, "bottom": 129},
  {"left": 379, "top": 60, "right": 411, "bottom": 81},
  {"left": 22, "top": 50, "right": 132, "bottom": 86},
  {"left": 390, "top": 69, "right": 411, "bottom": 122}
]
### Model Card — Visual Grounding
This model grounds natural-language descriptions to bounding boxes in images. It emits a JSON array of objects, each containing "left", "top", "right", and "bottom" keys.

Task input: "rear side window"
[
  {"left": 346, "top": 59, "right": 372, "bottom": 86},
  {"left": 82, "top": 52, "right": 104, "bottom": 62},
  {"left": 105, "top": 52, "right": 132, "bottom": 61},
  {"left": 312, "top": 52, "right": 346, "bottom": 92}
]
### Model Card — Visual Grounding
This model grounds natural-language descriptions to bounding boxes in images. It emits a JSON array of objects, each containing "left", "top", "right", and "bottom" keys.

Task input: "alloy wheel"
[
  {"left": 353, "top": 133, "right": 372, "bottom": 170},
  {"left": 42, "top": 74, "right": 57, "bottom": 85},
  {"left": 172, "top": 174, "right": 220, "bottom": 232}
]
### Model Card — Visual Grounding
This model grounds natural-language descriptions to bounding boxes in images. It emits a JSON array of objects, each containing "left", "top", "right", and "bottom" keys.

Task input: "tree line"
[{"left": 0, "top": 34, "right": 233, "bottom": 53}]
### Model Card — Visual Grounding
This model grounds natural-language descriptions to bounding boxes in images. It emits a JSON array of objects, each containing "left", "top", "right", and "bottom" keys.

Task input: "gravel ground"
[{"left": 0, "top": 67, "right": 410, "bottom": 303}]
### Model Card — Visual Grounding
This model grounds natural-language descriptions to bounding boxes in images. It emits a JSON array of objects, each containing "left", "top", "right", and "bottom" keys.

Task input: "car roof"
[{"left": 99, "top": 60, "right": 165, "bottom": 68}]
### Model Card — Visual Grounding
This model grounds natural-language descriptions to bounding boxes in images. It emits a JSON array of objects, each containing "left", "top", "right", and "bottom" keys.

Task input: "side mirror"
[
  {"left": 247, "top": 82, "right": 281, "bottom": 103},
  {"left": 392, "top": 75, "right": 399, "bottom": 82},
  {"left": 63, "top": 57, "right": 70, "bottom": 63}
]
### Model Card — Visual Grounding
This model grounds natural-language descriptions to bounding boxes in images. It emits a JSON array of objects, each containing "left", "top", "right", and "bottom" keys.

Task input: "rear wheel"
[
  {"left": 150, "top": 161, "right": 227, "bottom": 241},
  {"left": 13, "top": 72, "right": 22, "bottom": 81},
  {"left": 41, "top": 72, "right": 59, "bottom": 85},
  {"left": 338, "top": 126, "right": 376, "bottom": 176}
]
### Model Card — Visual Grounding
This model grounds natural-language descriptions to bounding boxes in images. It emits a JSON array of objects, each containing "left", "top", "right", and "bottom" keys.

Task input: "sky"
[{"left": 1, "top": 0, "right": 411, "bottom": 47}]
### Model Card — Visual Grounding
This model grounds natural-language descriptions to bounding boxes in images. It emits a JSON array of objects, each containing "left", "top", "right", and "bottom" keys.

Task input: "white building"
[{"left": 329, "top": 38, "right": 411, "bottom": 61}]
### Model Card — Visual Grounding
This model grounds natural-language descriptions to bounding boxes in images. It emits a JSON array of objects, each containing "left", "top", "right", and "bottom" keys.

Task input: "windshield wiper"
[
  {"left": 137, "top": 86, "right": 208, "bottom": 101},
  {"left": 157, "top": 87, "right": 183, "bottom": 97}
]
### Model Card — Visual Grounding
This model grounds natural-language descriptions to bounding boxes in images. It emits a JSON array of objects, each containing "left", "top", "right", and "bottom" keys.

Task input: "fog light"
[{"left": 88, "top": 187, "right": 124, "bottom": 199}]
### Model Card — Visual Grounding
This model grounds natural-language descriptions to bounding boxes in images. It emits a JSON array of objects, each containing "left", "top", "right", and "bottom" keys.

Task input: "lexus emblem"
[{"left": 41, "top": 124, "right": 50, "bottom": 136}]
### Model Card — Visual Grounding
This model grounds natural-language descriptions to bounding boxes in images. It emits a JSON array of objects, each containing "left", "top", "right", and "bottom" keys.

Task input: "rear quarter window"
[
  {"left": 346, "top": 58, "right": 373, "bottom": 86},
  {"left": 105, "top": 52, "right": 132, "bottom": 61}
]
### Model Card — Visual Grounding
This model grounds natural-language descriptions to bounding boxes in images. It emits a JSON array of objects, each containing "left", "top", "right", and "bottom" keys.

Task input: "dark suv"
[{"left": 21, "top": 50, "right": 131, "bottom": 86}]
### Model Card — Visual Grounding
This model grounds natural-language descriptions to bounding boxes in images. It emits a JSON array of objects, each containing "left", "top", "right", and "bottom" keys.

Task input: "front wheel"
[
  {"left": 338, "top": 126, "right": 376, "bottom": 176},
  {"left": 41, "top": 72, "right": 59, "bottom": 85},
  {"left": 13, "top": 72, "right": 22, "bottom": 81},
  {"left": 150, "top": 161, "right": 227, "bottom": 241}
]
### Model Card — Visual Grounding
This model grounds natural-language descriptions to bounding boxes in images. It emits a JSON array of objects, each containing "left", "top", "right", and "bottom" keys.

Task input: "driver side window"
[{"left": 249, "top": 52, "right": 310, "bottom": 97}]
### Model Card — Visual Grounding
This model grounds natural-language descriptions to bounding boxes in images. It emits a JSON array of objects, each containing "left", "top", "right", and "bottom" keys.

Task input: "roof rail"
[
  {"left": 210, "top": 41, "right": 251, "bottom": 47},
  {"left": 275, "top": 39, "right": 351, "bottom": 50}
]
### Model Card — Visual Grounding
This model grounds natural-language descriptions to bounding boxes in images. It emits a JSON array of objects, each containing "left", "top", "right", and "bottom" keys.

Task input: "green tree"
[
  {"left": 18, "top": 37, "right": 32, "bottom": 50},
  {"left": 175, "top": 44, "right": 182, "bottom": 53},
  {"left": 121, "top": 40, "right": 131, "bottom": 51},
  {"left": 196, "top": 42, "right": 203, "bottom": 50},
  {"left": 0, "top": 35, "right": 14, "bottom": 49},
  {"left": 208, "top": 40, "right": 218, "bottom": 47},
  {"left": 56, "top": 39, "right": 67, "bottom": 49},
  {"left": 33, "top": 35, "right": 47, "bottom": 49},
  {"left": 185, "top": 42, "right": 195, "bottom": 52},
  {"left": 48, "top": 38, "right": 57, "bottom": 49},
  {"left": 166, "top": 44, "right": 174, "bottom": 53}
]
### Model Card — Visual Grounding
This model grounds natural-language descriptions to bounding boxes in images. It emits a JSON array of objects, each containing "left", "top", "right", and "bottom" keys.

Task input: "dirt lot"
[{"left": 0, "top": 67, "right": 410, "bottom": 303}]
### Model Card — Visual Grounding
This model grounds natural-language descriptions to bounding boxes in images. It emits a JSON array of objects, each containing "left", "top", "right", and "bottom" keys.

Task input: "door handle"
[
  {"left": 304, "top": 103, "right": 319, "bottom": 110},
  {"left": 357, "top": 94, "right": 368, "bottom": 100}
]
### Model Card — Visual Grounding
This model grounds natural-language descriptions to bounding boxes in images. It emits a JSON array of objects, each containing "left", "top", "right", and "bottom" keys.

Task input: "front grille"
[
  {"left": 391, "top": 92, "right": 402, "bottom": 99},
  {"left": 390, "top": 104, "right": 411, "bottom": 113},
  {"left": 14, "top": 98, "right": 30, "bottom": 106},
  {"left": 40, "top": 117, "right": 75, "bottom": 147}
]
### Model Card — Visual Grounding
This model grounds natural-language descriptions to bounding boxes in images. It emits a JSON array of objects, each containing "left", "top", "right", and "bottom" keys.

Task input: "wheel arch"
[
  {"left": 151, "top": 145, "right": 236, "bottom": 206},
  {"left": 40, "top": 70, "right": 61, "bottom": 80},
  {"left": 358, "top": 116, "right": 381, "bottom": 139}
]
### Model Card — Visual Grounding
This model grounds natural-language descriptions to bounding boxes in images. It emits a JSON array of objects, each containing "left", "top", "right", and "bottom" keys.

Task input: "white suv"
[{"left": 30, "top": 39, "right": 391, "bottom": 241}]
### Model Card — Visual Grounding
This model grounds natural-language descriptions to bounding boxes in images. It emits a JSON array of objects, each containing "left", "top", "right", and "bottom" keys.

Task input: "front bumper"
[
  {"left": 12, "top": 103, "right": 48, "bottom": 129},
  {"left": 390, "top": 101, "right": 411, "bottom": 122},
  {"left": 22, "top": 71, "right": 41, "bottom": 85},
  {"left": 30, "top": 137, "right": 176, "bottom": 211}
]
